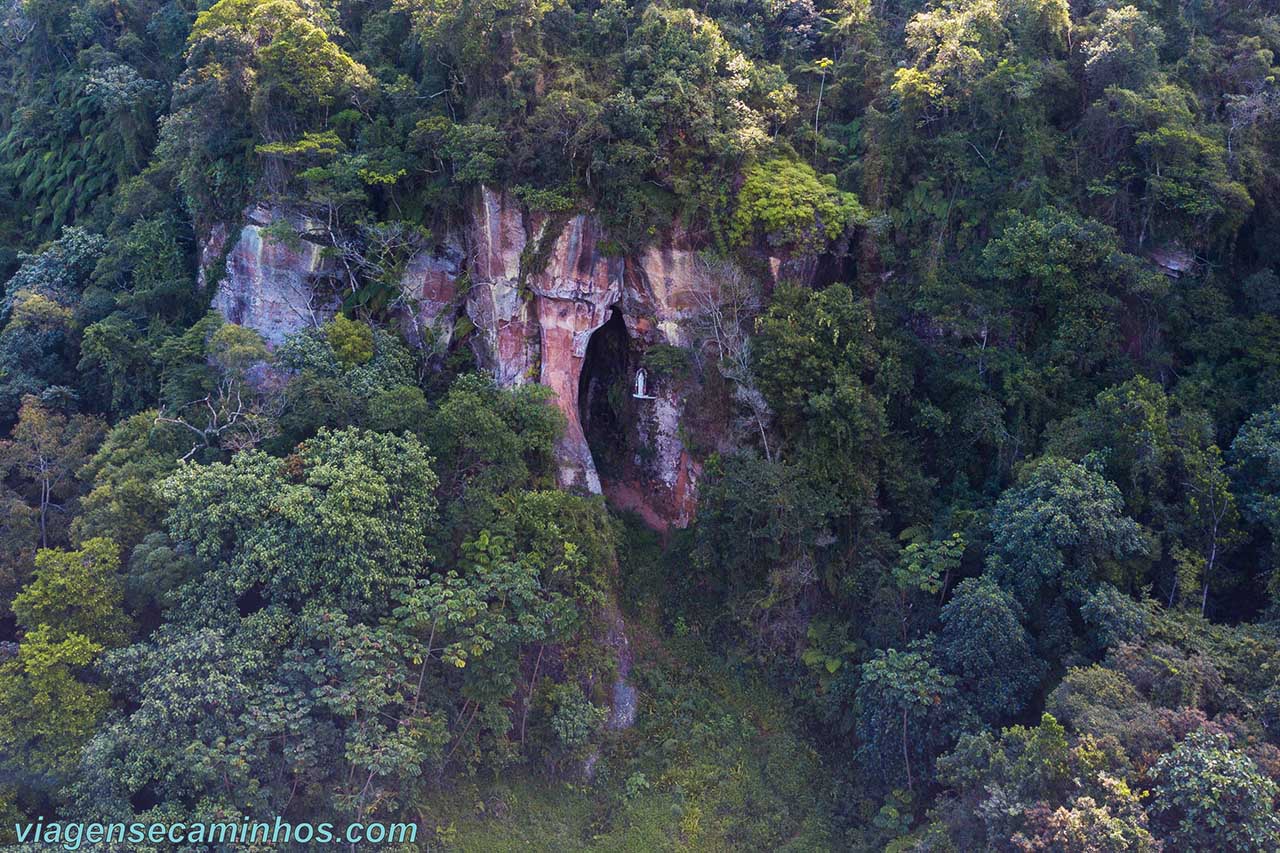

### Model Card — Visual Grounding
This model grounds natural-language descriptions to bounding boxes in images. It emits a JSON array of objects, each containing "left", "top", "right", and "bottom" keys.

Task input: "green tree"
[
  {"left": 1176, "top": 434, "right": 1242, "bottom": 615},
  {"left": 891, "top": 532, "right": 965, "bottom": 642},
  {"left": 155, "top": 319, "right": 276, "bottom": 458},
  {"left": 1149, "top": 731, "right": 1280, "bottom": 852},
  {"left": 935, "top": 714, "right": 1134, "bottom": 848},
  {"left": 161, "top": 427, "right": 437, "bottom": 615},
  {"left": 730, "top": 158, "right": 864, "bottom": 256},
  {"left": 988, "top": 456, "right": 1146, "bottom": 608},
  {"left": 73, "top": 625, "right": 284, "bottom": 821},
  {"left": 366, "top": 385, "right": 430, "bottom": 434},
  {"left": 77, "top": 314, "right": 158, "bottom": 418},
  {"left": 13, "top": 538, "right": 129, "bottom": 647},
  {"left": 1231, "top": 403, "right": 1280, "bottom": 586},
  {"left": 691, "top": 452, "right": 833, "bottom": 648},
  {"left": 325, "top": 314, "right": 374, "bottom": 366},
  {"left": 0, "top": 486, "right": 38, "bottom": 615},
  {"left": 73, "top": 440, "right": 616, "bottom": 826},
  {"left": 1044, "top": 377, "right": 1177, "bottom": 520},
  {"left": 271, "top": 323, "right": 421, "bottom": 446},
  {"left": 0, "top": 394, "right": 105, "bottom": 547},
  {"left": 893, "top": 0, "right": 1069, "bottom": 114},
  {"left": 1046, "top": 379, "right": 1243, "bottom": 608},
  {"left": 1082, "top": 7, "right": 1164, "bottom": 92},
  {"left": 937, "top": 575, "right": 1044, "bottom": 723},
  {"left": 980, "top": 209, "right": 1165, "bottom": 410},
  {"left": 0, "top": 626, "right": 109, "bottom": 793},
  {"left": 72, "top": 411, "right": 188, "bottom": 552},
  {"left": 1083, "top": 83, "right": 1252, "bottom": 247},
  {"left": 423, "top": 373, "right": 562, "bottom": 543},
  {"left": 753, "top": 283, "right": 890, "bottom": 532},
  {"left": 160, "top": 0, "right": 373, "bottom": 217},
  {"left": 1015, "top": 783, "right": 1160, "bottom": 851},
  {"left": 856, "top": 639, "right": 957, "bottom": 793}
]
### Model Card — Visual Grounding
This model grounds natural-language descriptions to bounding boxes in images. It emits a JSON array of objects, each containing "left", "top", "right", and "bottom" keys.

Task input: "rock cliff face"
[
  {"left": 203, "top": 188, "right": 704, "bottom": 529},
  {"left": 454, "top": 189, "right": 703, "bottom": 525},
  {"left": 209, "top": 205, "right": 340, "bottom": 347},
  {"left": 399, "top": 237, "right": 463, "bottom": 349},
  {"left": 619, "top": 229, "right": 705, "bottom": 528},
  {"left": 527, "top": 214, "right": 622, "bottom": 494}
]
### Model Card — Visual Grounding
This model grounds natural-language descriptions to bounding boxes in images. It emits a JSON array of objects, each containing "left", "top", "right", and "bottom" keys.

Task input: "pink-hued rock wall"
[
  {"left": 528, "top": 214, "right": 623, "bottom": 494},
  {"left": 399, "top": 238, "right": 463, "bottom": 349},
  {"left": 208, "top": 205, "right": 339, "bottom": 347},
  {"left": 202, "top": 188, "right": 703, "bottom": 529}
]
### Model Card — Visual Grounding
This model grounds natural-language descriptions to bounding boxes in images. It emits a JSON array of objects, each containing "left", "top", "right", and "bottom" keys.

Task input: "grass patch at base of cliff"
[{"left": 424, "top": 632, "right": 834, "bottom": 851}]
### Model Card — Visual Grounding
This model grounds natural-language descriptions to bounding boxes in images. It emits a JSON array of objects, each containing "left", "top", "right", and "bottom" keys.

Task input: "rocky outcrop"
[
  {"left": 462, "top": 188, "right": 541, "bottom": 387},
  {"left": 1150, "top": 244, "right": 1195, "bottom": 278},
  {"left": 528, "top": 215, "right": 623, "bottom": 493},
  {"left": 450, "top": 188, "right": 697, "bottom": 510},
  {"left": 203, "top": 188, "right": 705, "bottom": 529},
  {"left": 617, "top": 229, "right": 705, "bottom": 527},
  {"left": 209, "top": 205, "right": 338, "bottom": 347},
  {"left": 399, "top": 238, "right": 463, "bottom": 349}
]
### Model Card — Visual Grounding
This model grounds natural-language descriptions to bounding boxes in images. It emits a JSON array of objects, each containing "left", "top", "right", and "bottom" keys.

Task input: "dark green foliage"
[
  {"left": 423, "top": 372, "right": 564, "bottom": 548},
  {"left": 1080, "top": 583, "right": 1155, "bottom": 650},
  {"left": 0, "top": 229, "right": 109, "bottom": 425},
  {"left": 0, "top": 486, "right": 39, "bottom": 615},
  {"left": 690, "top": 451, "right": 833, "bottom": 650},
  {"left": 751, "top": 282, "right": 903, "bottom": 608},
  {"left": 64, "top": 423, "right": 623, "bottom": 832},
  {"left": 937, "top": 576, "right": 1044, "bottom": 723},
  {"left": 855, "top": 639, "right": 958, "bottom": 793},
  {"left": 73, "top": 411, "right": 188, "bottom": 552},
  {"left": 1149, "top": 731, "right": 1280, "bottom": 852},
  {"left": 987, "top": 456, "right": 1146, "bottom": 609},
  {"left": 1232, "top": 403, "right": 1280, "bottom": 591}
]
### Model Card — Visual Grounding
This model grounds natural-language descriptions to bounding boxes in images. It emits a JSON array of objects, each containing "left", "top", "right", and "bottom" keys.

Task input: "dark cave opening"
[
  {"left": 811, "top": 249, "right": 857, "bottom": 290},
  {"left": 578, "top": 308, "right": 631, "bottom": 479}
]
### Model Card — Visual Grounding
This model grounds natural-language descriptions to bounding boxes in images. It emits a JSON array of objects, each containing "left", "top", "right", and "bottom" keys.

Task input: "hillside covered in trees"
[{"left": 2, "top": 0, "right": 1280, "bottom": 847}]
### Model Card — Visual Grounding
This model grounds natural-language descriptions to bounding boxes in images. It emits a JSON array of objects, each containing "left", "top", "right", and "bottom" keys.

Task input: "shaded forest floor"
[{"left": 425, "top": 515, "right": 836, "bottom": 851}]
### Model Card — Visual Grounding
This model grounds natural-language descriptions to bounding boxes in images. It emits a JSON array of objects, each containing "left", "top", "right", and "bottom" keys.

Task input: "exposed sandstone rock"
[
  {"left": 1150, "top": 244, "right": 1195, "bottom": 278},
  {"left": 204, "top": 189, "right": 704, "bottom": 529},
  {"left": 208, "top": 205, "right": 338, "bottom": 347},
  {"left": 463, "top": 187, "right": 540, "bottom": 387},
  {"left": 528, "top": 215, "right": 623, "bottom": 493},
  {"left": 616, "top": 227, "right": 705, "bottom": 527},
  {"left": 623, "top": 226, "right": 701, "bottom": 345},
  {"left": 399, "top": 238, "right": 463, "bottom": 349}
]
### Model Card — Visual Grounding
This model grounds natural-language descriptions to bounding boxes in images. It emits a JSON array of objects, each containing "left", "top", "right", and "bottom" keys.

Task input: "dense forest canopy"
[{"left": 2, "top": 0, "right": 1280, "bottom": 847}]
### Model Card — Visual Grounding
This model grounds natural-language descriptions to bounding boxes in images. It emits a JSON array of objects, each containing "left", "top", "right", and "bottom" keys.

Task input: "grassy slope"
[{"left": 426, "top": 517, "right": 836, "bottom": 851}]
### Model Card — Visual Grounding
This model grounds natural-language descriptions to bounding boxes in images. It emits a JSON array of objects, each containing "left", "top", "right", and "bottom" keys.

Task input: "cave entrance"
[{"left": 579, "top": 307, "right": 631, "bottom": 480}]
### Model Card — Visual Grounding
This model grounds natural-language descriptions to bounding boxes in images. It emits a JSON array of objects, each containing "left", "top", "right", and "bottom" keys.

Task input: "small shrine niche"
[{"left": 632, "top": 367, "right": 656, "bottom": 400}]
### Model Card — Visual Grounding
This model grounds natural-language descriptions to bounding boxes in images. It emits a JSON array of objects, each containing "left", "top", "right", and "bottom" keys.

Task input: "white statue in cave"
[{"left": 632, "top": 367, "right": 656, "bottom": 400}]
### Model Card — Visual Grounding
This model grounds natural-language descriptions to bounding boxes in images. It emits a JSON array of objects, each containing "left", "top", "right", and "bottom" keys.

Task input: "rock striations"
[{"left": 203, "top": 187, "right": 704, "bottom": 529}]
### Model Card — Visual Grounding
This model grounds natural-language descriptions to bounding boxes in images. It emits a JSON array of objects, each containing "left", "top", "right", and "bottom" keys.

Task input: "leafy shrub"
[
  {"left": 730, "top": 158, "right": 865, "bottom": 254},
  {"left": 325, "top": 315, "right": 375, "bottom": 366}
]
